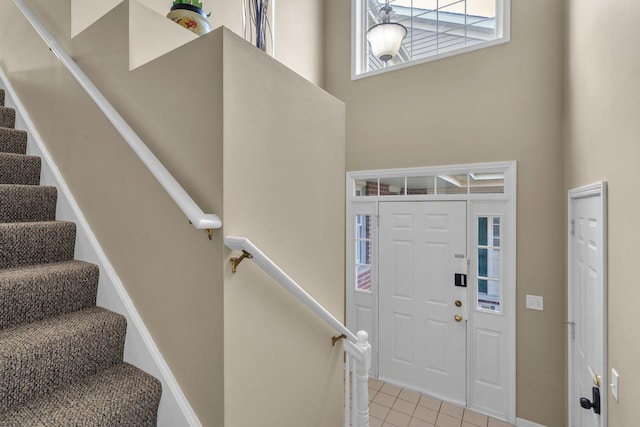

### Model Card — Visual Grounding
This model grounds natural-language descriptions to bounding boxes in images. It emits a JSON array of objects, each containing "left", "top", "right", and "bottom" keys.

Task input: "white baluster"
[
  {"left": 355, "top": 330, "right": 371, "bottom": 427},
  {"left": 344, "top": 355, "right": 351, "bottom": 427},
  {"left": 352, "top": 358, "right": 357, "bottom": 427}
]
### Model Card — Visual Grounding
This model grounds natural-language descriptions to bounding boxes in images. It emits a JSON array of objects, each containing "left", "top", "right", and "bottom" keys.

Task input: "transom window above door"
[
  {"left": 352, "top": 0, "right": 511, "bottom": 79},
  {"left": 352, "top": 169, "right": 508, "bottom": 198}
]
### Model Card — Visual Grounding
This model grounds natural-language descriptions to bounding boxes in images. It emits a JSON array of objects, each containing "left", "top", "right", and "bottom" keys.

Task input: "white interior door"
[
  {"left": 378, "top": 201, "right": 467, "bottom": 405},
  {"left": 569, "top": 184, "right": 607, "bottom": 427}
]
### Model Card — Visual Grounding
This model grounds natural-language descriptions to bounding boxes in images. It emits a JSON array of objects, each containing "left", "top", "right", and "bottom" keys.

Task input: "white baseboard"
[
  {"left": 517, "top": 417, "right": 547, "bottom": 427},
  {"left": 0, "top": 68, "right": 202, "bottom": 427}
]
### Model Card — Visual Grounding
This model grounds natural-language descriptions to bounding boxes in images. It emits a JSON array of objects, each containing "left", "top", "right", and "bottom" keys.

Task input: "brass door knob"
[
  {"left": 455, "top": 300, "right": 462, "bottom": 307},
  {"left": 454, "top": 314, "right": 463, "bottom": 322}
]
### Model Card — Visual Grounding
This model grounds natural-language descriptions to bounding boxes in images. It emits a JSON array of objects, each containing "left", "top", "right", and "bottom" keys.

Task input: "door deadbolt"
[
  {"left": 454, "top": 314, "right": 463, "bottom": 322},
  {"left": 455, "top": 300, "right": 462, "bottom": 307},
  {"left": 593, "top": 374, "right": 601, "bottom": 387}
]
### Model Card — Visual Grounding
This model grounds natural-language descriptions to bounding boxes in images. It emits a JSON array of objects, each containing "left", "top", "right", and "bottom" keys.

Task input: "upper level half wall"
[
  {"left": 565, "top": 2, "right": 640, "bottom": 426},
  {"left": 71, "top": 0, "right": 325, "bottom": 86},
  {"left": 0, "top": 1, "right": 225, "bottom": 425},
  {"left": 324, "top": 1, "right": 566, "bottom": 426},
  {"left": 220, "top": 28, "right": 346, "bottom": 427}
]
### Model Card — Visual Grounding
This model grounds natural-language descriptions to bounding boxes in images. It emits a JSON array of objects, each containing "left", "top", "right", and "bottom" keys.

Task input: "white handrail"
[
  {"left": 224, "top": 236, "right": 370, "bottom": 427},
  {"left": 225, "top": 236, "right": 357, "bottom": 342},
  {"left": 13, "top": 0, "right": 221, "bottom": 232}
]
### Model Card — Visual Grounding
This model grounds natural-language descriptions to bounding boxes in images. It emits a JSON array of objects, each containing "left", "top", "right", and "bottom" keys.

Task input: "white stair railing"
[
  {"left": 224, "top": 236, "right": 371, "bottom": 427},
  {"left": 13, "top": 0, "right": 222, "bottom": 236}
]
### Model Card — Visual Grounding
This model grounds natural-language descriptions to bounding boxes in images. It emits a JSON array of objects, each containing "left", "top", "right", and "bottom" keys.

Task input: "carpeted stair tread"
[
  {"left": 0, "top": 88, "right": 161, "bottom": 423},
  {"left": 0, "top": 127, "right": 27, "bottom": 155},
  {"left": 0, "top": 362, "right": 161, "bottom": 426},
  {"left": 0, "top": 306, "right": 126, "bottom": 412},
  {"left": 0, "top": 153, "right": 41, "bottom": 185},
  {"left": 0, "top": 221, "right": 75, "bottom": 269},
  {"left": 0, "top": 107, "right": 15, "bottom": 129},
  {"left": 0, "top": 261, "right": 98, "bottom": 330},
  {"left": 0, "top": 184, "right": 57, "bottom": 223}
]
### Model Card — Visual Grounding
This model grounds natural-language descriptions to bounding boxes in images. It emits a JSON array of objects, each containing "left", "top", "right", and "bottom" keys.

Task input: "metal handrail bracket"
[{"left": 225, "top": 236, "right": 358, "bottom": 342}]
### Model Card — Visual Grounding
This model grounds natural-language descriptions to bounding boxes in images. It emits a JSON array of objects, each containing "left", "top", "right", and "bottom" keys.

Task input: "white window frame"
[{"left": 352, "top": 0, "right": 512, "bottom": 80}]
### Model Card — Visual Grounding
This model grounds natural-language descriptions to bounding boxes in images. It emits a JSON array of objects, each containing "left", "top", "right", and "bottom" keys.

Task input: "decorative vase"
[
  {"left": 167, "top": 4, "right": 211, "bottom": 36},
  {"left": 243, "top": 0, "right": 270, "bottom": 52}
]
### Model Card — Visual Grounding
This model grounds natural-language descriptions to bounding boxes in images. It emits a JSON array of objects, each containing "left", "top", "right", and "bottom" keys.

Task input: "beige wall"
[
  {"left": 273, "top": 0, "right": 325, "bottom": 87},
  {"left": 0, "top": 1, "right": 225, "bottom": 425},
  {"left": 565, "top": 2, "right": 640, "bottom": 426},
  {"left": 221, "top": 28, "right": 346, "bottom": 427},
  {"left": 324, "top": 1, "right": 566, "bottom": 426}
]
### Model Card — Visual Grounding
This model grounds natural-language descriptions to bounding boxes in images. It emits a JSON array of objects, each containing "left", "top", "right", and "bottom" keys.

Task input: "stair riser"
[
  {"left": 0, "top": 309, "right": 127, "bottom": 412},
  {"left": 0, "top": 154, "right": 41, "bottom": 185},
  {"left": 0, "top": 128, "right": 28, "bottom": 155},
  {"left": 0, "top": 107, "right": 15, "bottom": 129},
  {"left": 0, "top": 185, "right": 57, "bottom": 223},
  {"left": 0, "top": 262, "right": 99, "bottom": 330},
  {"left": 0, "top": 222, "right": 76, "bottom": 269}
]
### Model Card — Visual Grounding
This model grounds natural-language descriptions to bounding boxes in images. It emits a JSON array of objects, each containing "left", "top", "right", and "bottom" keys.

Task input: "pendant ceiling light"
[{"left": 366, "top": 1, "right": 407, "bottom": 63}]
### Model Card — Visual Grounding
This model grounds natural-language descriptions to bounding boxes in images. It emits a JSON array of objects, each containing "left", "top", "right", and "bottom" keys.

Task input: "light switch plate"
[
  {"left": 611, "top": 368, "right": 619, "bottom": 401},
  {"left": 525, "top": 295, "right": 544, "bottom": 311}
]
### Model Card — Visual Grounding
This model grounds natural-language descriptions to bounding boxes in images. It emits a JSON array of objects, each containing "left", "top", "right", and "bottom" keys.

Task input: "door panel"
[
  {"left": 355, "top": 306, "right": 374, "bottom": 342},
  {"left": 474, "top": 328, "right": 502, "bottom": 387},
  {"left": 379, "top": 201, "right": 467, "bottom": 404},
  {"left": 424, "top": 319, "right": 448, "bottom": 374},
  {"left": 392, "top": 313, "right": 413, "bottom": 364}
]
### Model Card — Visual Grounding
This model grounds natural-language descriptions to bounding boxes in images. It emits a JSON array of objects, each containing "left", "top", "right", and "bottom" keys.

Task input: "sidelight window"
[
  {"left": 477, "top": 216, "right": 502, "bottom": 312},
  {"left": 355, "top": 214, "right": 373, "bottom": 291}
]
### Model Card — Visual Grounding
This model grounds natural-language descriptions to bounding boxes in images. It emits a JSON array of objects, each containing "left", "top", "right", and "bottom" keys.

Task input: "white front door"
[
  {"left": 569, "top": 184, "right": 607, "bottom": 427},
  {"left": 378, "top": 201, "right": 467, "bottom": 404}
]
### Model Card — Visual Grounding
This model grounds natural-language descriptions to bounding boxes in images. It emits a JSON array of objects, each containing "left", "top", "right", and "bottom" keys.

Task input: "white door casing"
[
  {"left": 378, "top": 201, "right": 467, "bottom": 405},
  {"left": 568, "top": 182, "right": 607, "bottom": 427}
]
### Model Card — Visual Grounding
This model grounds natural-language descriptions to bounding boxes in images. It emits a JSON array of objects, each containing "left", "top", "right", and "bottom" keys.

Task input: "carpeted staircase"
[{"left": 0, "top": 88, "right": 162, "bottom": 425}]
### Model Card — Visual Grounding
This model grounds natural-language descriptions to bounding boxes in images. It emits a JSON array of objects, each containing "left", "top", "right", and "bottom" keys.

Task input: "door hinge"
[
  {"left": 570, "top": 219, "right": 575, "bottom": 236},
  {"left": 565, "top": 321, "right": 575, "bottom": 339}
]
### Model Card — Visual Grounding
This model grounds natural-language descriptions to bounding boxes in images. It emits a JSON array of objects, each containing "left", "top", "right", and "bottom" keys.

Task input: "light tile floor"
[{"left": 358, "top": 378, "right": 516, "bottom": 427}]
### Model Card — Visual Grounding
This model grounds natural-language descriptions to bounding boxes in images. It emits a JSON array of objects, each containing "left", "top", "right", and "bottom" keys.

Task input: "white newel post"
[{"left": 355, "top": 330, "right": 371, "bottom": 427}]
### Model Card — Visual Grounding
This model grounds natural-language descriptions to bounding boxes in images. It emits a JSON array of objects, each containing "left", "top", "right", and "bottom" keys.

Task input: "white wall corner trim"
[
  {"left": 516, "top": 418, "right": 547, "bottom": 427},
  {"left": 0, "top": 67, "right": 202, "bottom": 427}
]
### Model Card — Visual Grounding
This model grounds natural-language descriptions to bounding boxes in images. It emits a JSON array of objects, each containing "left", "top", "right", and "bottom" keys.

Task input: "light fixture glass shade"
[{"left": 366, "top": 22, "right": 407, "bottom": 62}]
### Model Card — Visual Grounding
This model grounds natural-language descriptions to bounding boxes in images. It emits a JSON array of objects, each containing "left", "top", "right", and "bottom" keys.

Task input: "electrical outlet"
[{"left": 526, "top": 295, "right": 544, "bottom": 311}]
